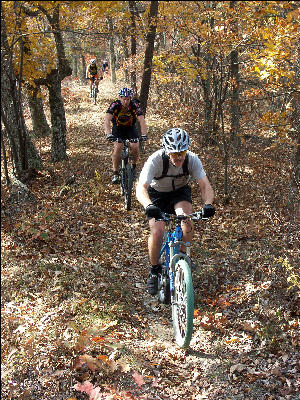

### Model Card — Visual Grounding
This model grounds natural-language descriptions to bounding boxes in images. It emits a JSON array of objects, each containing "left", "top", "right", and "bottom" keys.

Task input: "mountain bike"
[{"left": 157, "top": 211, "right": 207, "bottom": 348}]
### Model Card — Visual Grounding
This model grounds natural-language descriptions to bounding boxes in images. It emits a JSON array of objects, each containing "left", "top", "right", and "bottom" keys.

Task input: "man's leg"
[
  {"left": 148, "top": 219, "right": 165, "bottom": 265},
  {"left": 130, "top": 142, "right": 139, "bottom": 165},
  {"left": 129, "top": 141, "right": 139, "bottom": 180},
  {"left": 147, "top": 219, "right": 165, "bottom": 295},
  {"left": 111, "top": 142, "right": 123, "bottom": 183}
]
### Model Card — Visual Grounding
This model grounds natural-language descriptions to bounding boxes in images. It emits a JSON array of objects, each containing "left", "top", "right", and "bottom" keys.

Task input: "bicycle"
[
  {"left": 156, "top": 211, "right": 207, "bottom": 348},
  {"left": 88, "top": 77, "right": 101, "bottom": 105}
]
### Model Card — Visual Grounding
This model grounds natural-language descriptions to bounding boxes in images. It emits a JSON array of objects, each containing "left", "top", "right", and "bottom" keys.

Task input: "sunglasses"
[{"left": 170, "top": 150, "right": 187, "bottom": 157}]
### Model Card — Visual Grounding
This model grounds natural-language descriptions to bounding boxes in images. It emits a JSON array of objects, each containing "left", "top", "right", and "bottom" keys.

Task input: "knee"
[
  {"left": 150, "top": 225, "right": 165, "bottom": 241},
  {"left": 131, "top": 143, "right": 139, "bottom": 153},
  {"left": 182, "top": 220, "right": 193, "bottom": 234}
]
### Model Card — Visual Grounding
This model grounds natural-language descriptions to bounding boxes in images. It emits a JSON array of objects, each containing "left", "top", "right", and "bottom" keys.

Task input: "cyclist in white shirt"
[{"left": 136, "top": 128, "right": 215, "bottom": 295}]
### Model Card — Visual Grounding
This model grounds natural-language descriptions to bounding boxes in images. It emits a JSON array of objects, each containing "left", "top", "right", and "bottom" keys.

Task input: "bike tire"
[
  {"left": 91, "top": 85, "right": 97, "bottom": 104},
  {"left": 120, "top": 167, "right": 125, "bottom": 196},
  {"left": 124, "top": 164, "right": 133, "bottom": 211},
  {"left": 172, "top": 259, "right": 194, "bottom": 348}
]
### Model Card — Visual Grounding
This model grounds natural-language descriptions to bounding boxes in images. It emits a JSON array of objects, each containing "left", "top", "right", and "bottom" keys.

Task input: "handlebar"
[
  {"left": 159, "top": 211, "right": 208, "bottom": 222},
  {"left": 87, "top": 77, "right": 102, "bottom": 81},
  {"left": 107, "top": 136, "right": 143, "bottom": 143}
]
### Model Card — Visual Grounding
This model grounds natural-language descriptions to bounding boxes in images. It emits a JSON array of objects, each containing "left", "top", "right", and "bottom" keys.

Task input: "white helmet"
[
  {"left": 162, "top": 128, "right": 190, "bottom": 153},
  {"left": 90, "top": 59, "right": 96, "bottom": 65}
]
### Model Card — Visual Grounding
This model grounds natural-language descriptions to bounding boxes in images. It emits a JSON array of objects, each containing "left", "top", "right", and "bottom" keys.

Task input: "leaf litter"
[{"left": 1, "top": 79, "right": 299, "bottom": 400}]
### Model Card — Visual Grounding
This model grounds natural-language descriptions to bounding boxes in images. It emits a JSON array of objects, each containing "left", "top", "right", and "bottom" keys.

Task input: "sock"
[{"left": 151, "top": 264, "right": 161, "bottom": 274}]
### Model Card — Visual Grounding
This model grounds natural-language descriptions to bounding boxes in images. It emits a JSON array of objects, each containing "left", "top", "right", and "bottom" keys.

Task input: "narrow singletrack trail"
[{"left": 61, "top": 79, "right": 234, "bottom": 399}]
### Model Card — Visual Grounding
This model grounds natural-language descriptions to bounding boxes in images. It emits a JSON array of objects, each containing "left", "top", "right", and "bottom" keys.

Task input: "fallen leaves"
[
  {"left": 2, "top": 79, "right": 300, "bottom": 400},
  {"left": 132, "top": 371, "right": 145, "bottom": 387}
]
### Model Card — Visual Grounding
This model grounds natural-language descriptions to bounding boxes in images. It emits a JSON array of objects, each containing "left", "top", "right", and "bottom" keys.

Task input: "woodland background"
[{"left": 1, "top": 1, "right": 299, "bottom": 400}]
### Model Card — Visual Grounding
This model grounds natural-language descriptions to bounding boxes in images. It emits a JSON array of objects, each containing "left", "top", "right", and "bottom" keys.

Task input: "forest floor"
[{"left": 1, "top": 78, "right": 299, "bottom": 400}]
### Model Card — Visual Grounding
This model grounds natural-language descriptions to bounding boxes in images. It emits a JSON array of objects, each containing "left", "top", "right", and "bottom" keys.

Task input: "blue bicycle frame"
[{"left": 159, "top": 221, "right": 191, "bottom": 296}]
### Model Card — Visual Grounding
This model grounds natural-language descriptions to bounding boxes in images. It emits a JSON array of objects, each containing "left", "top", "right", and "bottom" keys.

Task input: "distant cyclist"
[
  {"left": 102, "top": 60, "right": 109, "bottom": 74},
  {"left": 136, "top": 128, "right": 215, "bottom": 295},
  {"left": 104, "top": 87, "right": 148, "bottom": 184},
  {"left": 86, "top": 59, "right": 103, "bottom": 97}
]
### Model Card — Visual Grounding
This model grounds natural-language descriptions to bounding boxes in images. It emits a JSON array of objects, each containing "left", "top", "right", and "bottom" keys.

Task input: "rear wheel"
[{"left": 172, "top": 259, "right": 194, "bottom": 348}]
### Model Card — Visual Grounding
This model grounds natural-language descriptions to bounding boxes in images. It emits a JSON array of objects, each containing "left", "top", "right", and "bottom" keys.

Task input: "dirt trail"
[{"left": 64, "top": 79, "right": 239, "bottom": 399}]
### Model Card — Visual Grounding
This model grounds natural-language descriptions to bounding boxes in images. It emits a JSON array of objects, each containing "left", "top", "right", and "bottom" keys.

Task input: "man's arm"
[
  {"left": 197, "top": 176, "right": 214, "bottom": 204},
  {"left": 137, "top": 115, "right": 147, "bottom": 135},
  {"left": 136, "top": 182, "right": 152, "bottom": 209},
  {"left": 86, "top": 65, "right": 90, "bottom": 79},
  {"left": 104, "top": 113, "right": 113, "bottom": 135}
]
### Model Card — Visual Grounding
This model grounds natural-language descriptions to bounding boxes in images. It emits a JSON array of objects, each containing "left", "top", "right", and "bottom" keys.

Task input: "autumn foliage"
[{"left": 1, "top": 1, "right": 299, "bottom": 399}]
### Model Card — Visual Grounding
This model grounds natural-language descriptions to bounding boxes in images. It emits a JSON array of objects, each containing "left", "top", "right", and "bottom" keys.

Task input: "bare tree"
[
  {"left": 1, "top": 6, "right": 42, "bottom": 182},
  {"left": 139, "top": 0, "right": 159, "bottom": 115}
]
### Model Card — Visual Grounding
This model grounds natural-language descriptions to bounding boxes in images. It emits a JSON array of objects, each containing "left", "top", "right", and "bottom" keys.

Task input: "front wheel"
[
  {"left": 124, "top": 164, "right": 133, "bottom": 211},
  {"left": 172, "top": 259, "right": 194, "bottom": 348},
  {"left": 91, "top": 85, "right": 97, "bottom": 104}
]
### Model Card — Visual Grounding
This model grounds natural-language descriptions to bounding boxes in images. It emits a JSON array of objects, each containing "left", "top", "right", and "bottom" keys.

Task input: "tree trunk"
[
  {"left": 121, "top": 34, "right": 130, "bottom": 83},
  {"left": 47, "top": 75, "right": 67, "bottom": 163},
  {"left": 1, "top": 7, "right": 42, "bottom": 180},
  {"left": 230, "top": 1, "right": 241, "bottom": 149},
  {"left": 73, "top": 54, "right": 78, "bottom": 78},
  {"left": 34, "top": 3, "right": 72, "bottom": 162},
  {"left": 1, "top": 131, "right": 10, "bottom": 185},
  {"left": 288, "top": 47, "right": 300, "bottom": 215},
  {"left": 201, "top": 78, "right": 214, "bottom": 142},
  {"left": 107, "top": 17, "right": 116, "bottom": 84},
  {"left": 139, "top": 0, "right": 159, "bottom": 115},
  {"left": 129, "top": 1, "right": 137, "bottom": 94},
  {"left": 81, "top": 55, "right": 86, "bottom": 83},
  {"left": 27, "top": 86, "right": 50, "bottom": 138}
]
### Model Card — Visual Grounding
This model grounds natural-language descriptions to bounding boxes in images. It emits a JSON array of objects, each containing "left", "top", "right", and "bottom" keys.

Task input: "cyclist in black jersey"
[
  {"left": 104, "top": 87, "right": 148, "bottom": 184},
  {"left": 86, "top": 59, "right": 103, "bottom": 97},
  {"left": 102, "top": 60, "right": 109, "bottom": 73},
  {"left": 136, "top": 128, "right": 215, "bottom": 295}
]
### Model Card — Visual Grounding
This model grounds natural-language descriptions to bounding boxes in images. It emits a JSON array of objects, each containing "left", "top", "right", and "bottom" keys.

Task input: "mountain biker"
[
  {"left": 86, "top": 59, "right": 103, "bottom": 97},
  {"left": 136, "top": 128, "right": 215, "bottom": 295},
  {"left": 104, "top": 87, "right": 148, "bottom": 184},
  {"left": 102, "top": 60, "right": 109, "bottom": 73}
]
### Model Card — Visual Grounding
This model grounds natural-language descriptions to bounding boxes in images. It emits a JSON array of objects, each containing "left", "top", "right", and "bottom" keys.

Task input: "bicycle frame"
[{"left": 159, "top": 221, "right": 191, "bottom": 297}]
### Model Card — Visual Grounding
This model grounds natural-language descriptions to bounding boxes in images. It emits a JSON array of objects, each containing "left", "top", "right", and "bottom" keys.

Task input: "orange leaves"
[{"left": 73, "top": 380, "right": 137, "bottom": 400}]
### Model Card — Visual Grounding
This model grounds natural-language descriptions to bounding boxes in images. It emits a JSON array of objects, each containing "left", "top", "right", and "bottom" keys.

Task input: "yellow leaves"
[{"left": 225, "top": 337, "right": 240, "bottom": 345}]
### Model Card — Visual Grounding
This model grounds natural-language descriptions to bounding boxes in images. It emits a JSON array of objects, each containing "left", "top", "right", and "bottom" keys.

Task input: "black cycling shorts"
[
  {"left": 148, "top": 185, "right": 192, "bottom": 215},
  {"left": 112, "top": 124, "right": 139, "bottom": 141}
]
